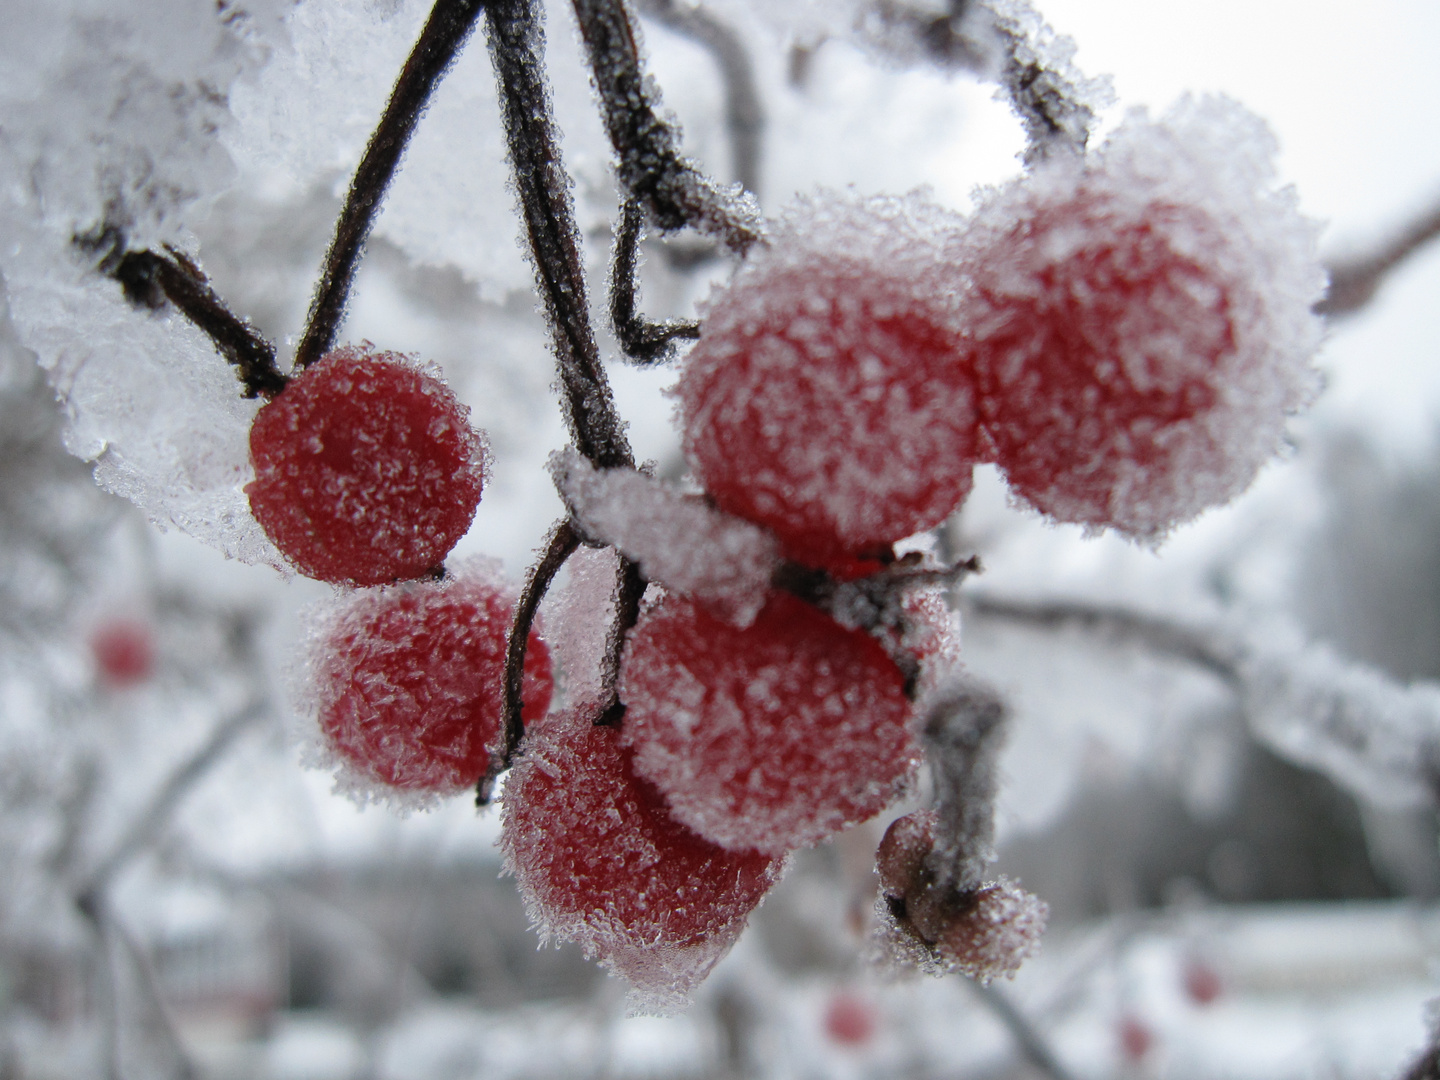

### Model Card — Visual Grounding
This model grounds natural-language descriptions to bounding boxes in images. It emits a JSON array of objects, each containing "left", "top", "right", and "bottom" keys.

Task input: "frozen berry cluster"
[{"left": 270, "top": 96, "right": 1321, "bottom": 1009}]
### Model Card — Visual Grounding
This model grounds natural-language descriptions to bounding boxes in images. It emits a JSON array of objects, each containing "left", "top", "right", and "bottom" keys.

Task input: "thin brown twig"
[
  {"left": 479, "top": 518, "right": 582, "bottom": 805},
  {"left": 1319, "top": 192, "right": 1440, "bottom": 318},
  {"left": 294, "top": 0, "right": 487, "bottom": 370},
  {"left": 609, "top": 198, "right": 701, "bottom": 364}
]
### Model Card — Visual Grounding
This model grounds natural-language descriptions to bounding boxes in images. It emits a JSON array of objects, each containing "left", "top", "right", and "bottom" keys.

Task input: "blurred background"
[{"left": 2, "top": 0, "right": 1440, "bottom": 1076}]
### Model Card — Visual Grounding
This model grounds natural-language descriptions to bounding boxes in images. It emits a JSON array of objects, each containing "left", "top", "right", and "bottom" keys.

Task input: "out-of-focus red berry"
[
  {"left": 90, "top": 618, "right": 155, "bottom": 687},
  {"left": 677, "top": 199, "right": 980, "bottom": 572},
  {"left": 619, "top": 592, "right": 919, "bottom": 854},
  {"left": 247, "top": 344, "right": 487, "bottom": 586},
  {"left": 823, "top": 992, "right": 878, "bottom": 1047},
  {"left": 501, "top": 707, "right": 780, "bottom": 1003},
  {"left": 313, "top": 571, "right": 550, "bottom": 795},
  {"left": 1118, "top": 1014, "right": 1153, "bottom": 1063},
  {"left": 1183, "top": 958, "right": 1222, "bottom": 1005}
]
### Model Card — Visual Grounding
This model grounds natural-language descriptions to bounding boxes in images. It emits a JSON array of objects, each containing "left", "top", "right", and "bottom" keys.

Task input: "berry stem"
[
  {"left": 569, "top": 0, "right": 764, "bottom": 253},
  {"left": 294, "top": 0, "right": 486, "bottom": 371},
  {"left": 77, "top": 226, "right": 286, "bottom": 399},
  {"left": 485, "top": 0, "right": 635, "bottom": 470},
  {"left": 609, "top": 199, "right": 700, "bottom": 364},
  {"left": 479, "top": 518, "right": 582, "bottom": 806}
]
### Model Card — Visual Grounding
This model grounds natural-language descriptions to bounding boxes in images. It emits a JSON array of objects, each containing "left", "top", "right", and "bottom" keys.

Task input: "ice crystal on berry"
[
  {"left": 676, "top": 192, "right": 980, "bottom": 571},
  {"left": 619, "top": 591, "right": 921, "bottom": 854},
  {"left": 501, "top": 707, "right": 781, "bottom": 1014},
  {"left": 247, "top": 344, "right": 488, "bottom": 586},
  {"left": 303, "top": 562, "right": 550, "bottom": 806},
  {"left": 950, "top": 95, "right": 1325, "bottom": 541}
]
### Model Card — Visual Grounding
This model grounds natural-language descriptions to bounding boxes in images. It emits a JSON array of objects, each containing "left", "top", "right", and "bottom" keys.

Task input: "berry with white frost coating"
[{"left": 949, "top": 95, "right": 1325, "bottom": 541}]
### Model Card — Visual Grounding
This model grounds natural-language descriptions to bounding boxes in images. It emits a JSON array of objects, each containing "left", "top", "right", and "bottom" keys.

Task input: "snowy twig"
[
  {"left": 634, "top": 0, "right": 765, "bottom": 196},
  {"left": 294, "top": 0, "right": 486, "bottom": 370},
  {"left": 609, "top": 199, "right": 701, "bottom": 364},
  {"left": 76, "top": 229, "right": 286, "bottom": 399},
  {"left": 486, "top": 0, "right": 635, "bottom": 469},
  {"left": 923, "top": 679, "right": 1007, "bottom": 890},
  {"left": 74, "top": 695, "right": 269, "bottom": 903},
  {"left": 569, "top": 0, "right": 765, "bottom": 252},
  {"left": 480, "top": 518, "right": 582, "bottom": 805},
  {"left": 967, "top": 979, "right": 1079, "bottom": 1080},
  {"left": 1318, "top": 191, "right": 1440, "bottom": 318}
]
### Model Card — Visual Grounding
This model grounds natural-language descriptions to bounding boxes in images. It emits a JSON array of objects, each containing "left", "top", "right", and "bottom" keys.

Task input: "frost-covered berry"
[
  {"left": 90, "top": 618, "right": 155, "bottom": 687},
  {"left": 501, "top": 707, "right": 780, "bottom": 1012},
  {"left": 619, "top": 591, "right": 920, "bottom": 854},
  {"left": 309, "top": 566, "right": 550, "bottom": 799},
  {"left": 877, "top": 811, "right": 1047, "bottom": 983},
  {"left": 950, "top": 96, "right": 1324, "bottom": 541},
  {"left": 677, "top": 193, "right": 981, "bottom": 571},
  {"left": 248, "top": 344, "right": 488, "bottom": 586}
]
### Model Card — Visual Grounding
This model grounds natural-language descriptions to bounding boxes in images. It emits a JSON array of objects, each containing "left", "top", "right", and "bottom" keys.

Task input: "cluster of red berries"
[{"left": 257, "top": 96, "right": 1321, "bottom": 1006}]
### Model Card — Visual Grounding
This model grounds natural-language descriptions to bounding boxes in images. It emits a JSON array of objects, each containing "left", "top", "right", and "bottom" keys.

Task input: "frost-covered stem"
[
  {"left": 634, "top": 0, "right": 766, "bottom": 196},
  {"left": 294, "top": 0, "right": 486, "bottom": 370},
  {"left": 1319, "top": 192, "right": 1440, "bottom": 317},
  {"left": 77, "top": 230, "right": 286, "bottom": 399},
  {"left": 858, "top": 0, "right": 993, "bottom": 71},
  {"left": 965, "top": 594, "right": 1243, "bottom": 684},
  {"left": 610, "top": 199, "right": 700, "bottom": 364},
  {"left": 597, "top": 557, "right": 647, "bottom": 726},
  {"left": 968, "top": 980, "right": 1078, "bottom": 1080},
  {"left": 480, "top": 519, "right": 583, "bottom": 805},
  {"left": 485, "top": 0, "right": 635, "bottom": 469},
  {"left": 74, "top": 696, "right": 268, "bottom": 903},
  {"left": 986, "top": 1, "right": 1100, "bottom": 162},
  {"left": 569, "top": 0, "right": 764, "bottom": 253},
  {"left": 922, "top": 680, "right": 1008, "bottom": 890}
]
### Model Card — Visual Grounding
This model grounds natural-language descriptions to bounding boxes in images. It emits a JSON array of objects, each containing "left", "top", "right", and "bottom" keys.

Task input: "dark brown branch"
[
  {"left": 294, "top": 0, "right": 487, "bottom": 370},
  {"left": 570, "top": 0, "right": 764, "bottom": 253},
  {"left": 1319, "top": 192, "right": 1440, "bottom": 318},
  {"left": 77, "top": 226, "right": 286, "bottom": 399},
  {"left": 595, "top": 556, "right": 646, "bottom": 726},
  {"left": 634, "top": 0, "right": 765, "bottom": 196},
  {"left": 610, "top": 199, "right": 701, "bottom": 364},
  {"left": 485, "top": 0, "right": 635, "bottom": 469},
  {"left": 479, "top": 519, "right": 582, "bottom": 806}
]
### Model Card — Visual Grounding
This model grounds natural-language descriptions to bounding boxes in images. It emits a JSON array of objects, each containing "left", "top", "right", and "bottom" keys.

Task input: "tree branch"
[
  {"left": 1318, "top": 192, "right": 1440, "bottom": 318},
  {"left": 609, "top": 198, "right": 701, "bottom": 364},
  {"left": 968, "top": 978, "right": 1079, "bottom": 1080},
  {"left": 569, "top": 0, "right": 764, "bottom": 253},
  {"left": 294, "top": 0, "right": 487, "bottom": 370},
  {"left": 634, "top": 0, "right": 765, "bottom": 196},
  {"left": 76, "top": 227, "right": 286, "bottom": 399}
]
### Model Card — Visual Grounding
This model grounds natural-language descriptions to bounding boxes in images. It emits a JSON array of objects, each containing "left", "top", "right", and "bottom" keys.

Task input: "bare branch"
[
  {"left": 295, "top": 0, "right": 487, "bottom": 370},
  {"left": 967, "top": 978, "right": 1079, "bottom": 1080},
  {"left": 570, "top": 0, "right": 764, "bottom": 252},
  {"left": 609, "top": 199, "right": 701, "bottom": 364},
  {"left": 75, "top": 226, "right": 286, "bottom": 399},
  {"left": 634, "top": 0, "right": 765, "bottom": 196},
  {"left": 1319, "top": 192, "right": 1440, "bottom": 318}
]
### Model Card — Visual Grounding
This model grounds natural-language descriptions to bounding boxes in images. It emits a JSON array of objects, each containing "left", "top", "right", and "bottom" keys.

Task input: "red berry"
[
  {"left": 619, "top": 591, "right": 920, "bottom": 854},
  {"left": 1183, "top": 958, "right": 1222, "bottom": 1005},
  {"left": 951, "top": 98, "right": 1322, "bottom": 541},
  {"left": 311, "top": 567, "right": 550, "bottom": 796},
  {"left": 677, "top": 195, "right": 980, "bottom": 571},
  {"left": 248, "top": 344, "right": 487, "bottom": 586},
  {"left": 823, "top": 992, "right": 878, "bottom": 1047},
  {"left": 90, "top": 618, "right": 155, "bottom": 687},
  {"left": 501, "top": 707, "right": 780, "bottom": 1008},
  {"left": 1118, "top": 1014, "right": 1153, "bottom": 1063}
]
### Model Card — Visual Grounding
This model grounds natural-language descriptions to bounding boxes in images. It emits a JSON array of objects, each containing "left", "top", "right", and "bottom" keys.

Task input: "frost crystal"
[
  {"left": 500, "top": 707, "right": 781, "bottom": 1015},
  {"left": 551, "top": 448, "right": 779, "bottom": 626},
  {"left": 951, "top": 95, "right": 1326, "bottom": 542}
]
